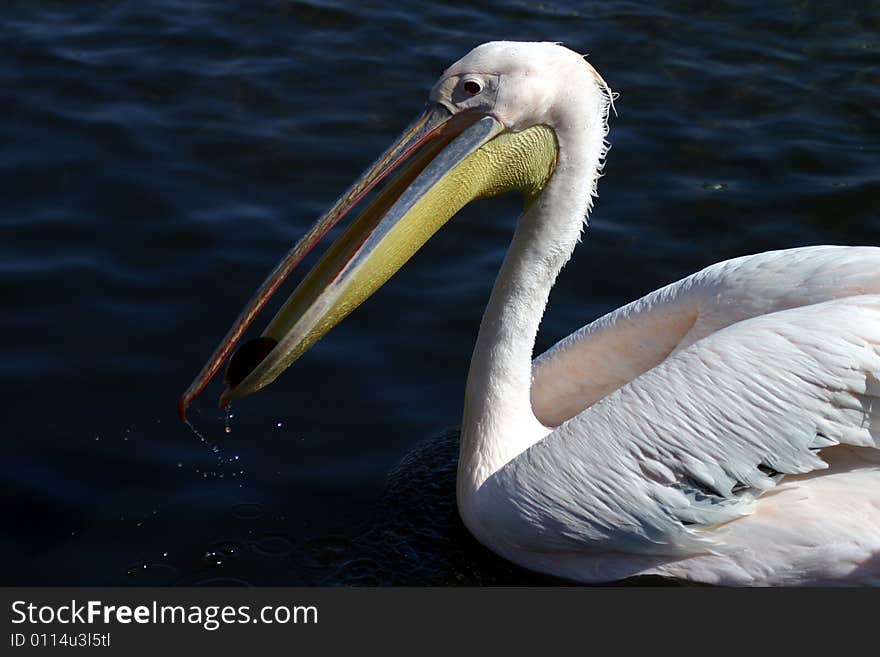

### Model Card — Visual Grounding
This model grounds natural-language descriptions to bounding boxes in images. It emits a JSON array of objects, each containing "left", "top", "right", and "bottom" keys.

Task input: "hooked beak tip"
[{"left": 178, "top": 396, "right": 189, "bottom": 423}]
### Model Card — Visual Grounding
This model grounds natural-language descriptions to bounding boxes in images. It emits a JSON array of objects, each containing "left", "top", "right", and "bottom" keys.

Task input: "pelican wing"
[
  {"left": 532, "top": 246, "right": 880, "bottom": 426},
  {"left": 483, "top": 294, "right": 880, "bottom": 556}
]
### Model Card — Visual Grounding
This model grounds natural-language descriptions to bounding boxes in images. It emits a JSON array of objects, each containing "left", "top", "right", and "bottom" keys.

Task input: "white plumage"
[
  {"left": 445, "top": 43, "right": 880, "bottom": 585},
  {"left": 487, "top": 262, "right": 880, "bottom": 584}
]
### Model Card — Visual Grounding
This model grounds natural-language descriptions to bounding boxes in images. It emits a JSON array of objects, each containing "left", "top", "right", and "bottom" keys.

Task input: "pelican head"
[{"left": 180, "top": 41, "right": 611, "bottom": 418}]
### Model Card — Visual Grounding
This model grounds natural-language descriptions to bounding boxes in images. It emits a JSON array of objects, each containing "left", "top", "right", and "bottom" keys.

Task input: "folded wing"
[
  {"left": 484, "top": 293, "right": 880, "bottom": 557},
  {"left": 531, "top": 245, "right": 880, "bottom": 426}
]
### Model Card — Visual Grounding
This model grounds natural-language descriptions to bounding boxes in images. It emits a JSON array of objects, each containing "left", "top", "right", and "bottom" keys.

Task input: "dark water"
[{"left": 2, "top": 0, "right": 877, "bottom": 585}]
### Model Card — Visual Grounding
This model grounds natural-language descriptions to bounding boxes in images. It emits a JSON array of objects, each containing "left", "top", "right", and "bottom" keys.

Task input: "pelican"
[{"left": 181, "top": 42, "right": 880, "bottom": 585}]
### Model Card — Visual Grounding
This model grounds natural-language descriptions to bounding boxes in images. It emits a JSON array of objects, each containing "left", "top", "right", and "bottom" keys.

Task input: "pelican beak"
[{"left": 179, "top": 101, "right": 557, "bottom": 420}]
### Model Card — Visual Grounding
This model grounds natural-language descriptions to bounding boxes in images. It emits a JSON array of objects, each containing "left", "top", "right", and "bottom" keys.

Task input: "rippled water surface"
[{"left": 2, "top": 1, "right": 878, "bottom": 584}]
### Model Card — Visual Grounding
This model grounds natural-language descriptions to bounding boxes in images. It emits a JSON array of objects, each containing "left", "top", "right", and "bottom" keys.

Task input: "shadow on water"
[{"left": 327, "top": 430, "right": 691, "bottom": 586}]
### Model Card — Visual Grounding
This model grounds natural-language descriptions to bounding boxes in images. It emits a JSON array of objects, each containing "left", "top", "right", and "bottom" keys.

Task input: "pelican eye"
[{"left": 463, "top": 79, "right": 482, "bottom": 96}]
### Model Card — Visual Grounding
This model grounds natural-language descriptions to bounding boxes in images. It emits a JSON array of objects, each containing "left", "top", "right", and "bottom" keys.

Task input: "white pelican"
[{"left": 181, "top": 42, "right": 880, "bottom": 585}]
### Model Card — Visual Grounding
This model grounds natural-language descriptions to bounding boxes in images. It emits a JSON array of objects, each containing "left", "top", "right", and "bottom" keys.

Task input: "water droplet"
[
  {"left": 203, "top": 541, "right": 242, "bottom": 568},
  {"left": 184, "top": 419, "right": 225, "bottom": 465},
  {"left": 127, "top": 563, "right": 150, "bottom": 576},
  {"left": 125, "top": 561, "right": 178, "bottom": 584},
  {"left": 204, "top": 550, "right": 223, "bottom": 567}
]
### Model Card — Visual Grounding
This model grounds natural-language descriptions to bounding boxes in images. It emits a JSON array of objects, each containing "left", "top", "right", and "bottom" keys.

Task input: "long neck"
[{"left": 457, "top": 120, "right": 607, "bottom": 504}]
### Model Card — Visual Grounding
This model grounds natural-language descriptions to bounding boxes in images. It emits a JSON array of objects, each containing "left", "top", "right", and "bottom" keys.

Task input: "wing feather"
[
  {"left": 482, "top": 294, "right": 880, "bottom": 557},
  {"left": 532, "top": 246, "right": 880, "bottom": 426}
]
